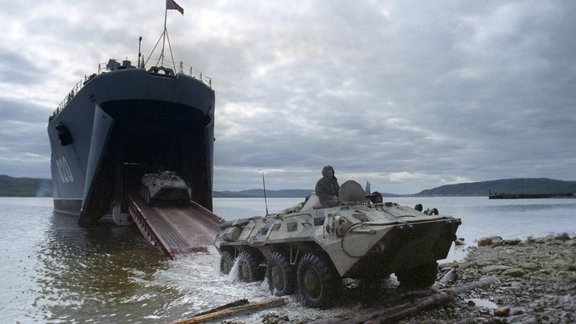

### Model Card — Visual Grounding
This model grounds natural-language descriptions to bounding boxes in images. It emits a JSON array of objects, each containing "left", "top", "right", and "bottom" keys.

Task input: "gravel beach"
[
  {"left": 232, "top": 233, "right": 576, "bottom": 323},
  {"left": 397, "top": 233, "right": 576, "bottom": 323}
]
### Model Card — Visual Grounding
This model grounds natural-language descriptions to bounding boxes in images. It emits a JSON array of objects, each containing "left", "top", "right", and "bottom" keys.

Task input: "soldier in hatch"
[
  {"left": 370, "top": 191, "right": 383, "bottom": 204},
  {"left": 315, "top": 165, "right": 340, "bottom": 207}
]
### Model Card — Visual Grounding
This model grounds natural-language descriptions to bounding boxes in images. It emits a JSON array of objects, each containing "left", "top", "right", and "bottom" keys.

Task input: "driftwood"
[
  {"left": 190, "top": 299, "right": 249, "bottom": 317},
  {"left": 315, "top": 276, "right": 499, "bottom": 324},
  {"left": 438, "top": 266, "right": 459, "bottom": 285},
  {"left": 175, "top": 297, "right": 287, "bottom": 323}
]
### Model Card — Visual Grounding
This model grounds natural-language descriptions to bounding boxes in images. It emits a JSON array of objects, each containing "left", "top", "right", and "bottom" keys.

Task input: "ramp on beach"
[{"left": 128, "top": 195, "right": 224, "bottom": 259}]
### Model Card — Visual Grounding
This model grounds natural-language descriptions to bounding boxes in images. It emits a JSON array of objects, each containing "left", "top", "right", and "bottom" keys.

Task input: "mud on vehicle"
[{"left": 214, "top": 180, "right": 461, "bottom": 308}]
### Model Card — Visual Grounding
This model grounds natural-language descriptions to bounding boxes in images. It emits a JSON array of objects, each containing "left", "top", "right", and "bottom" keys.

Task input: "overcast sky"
[{"left": 1, "top": 0, "right": 575, "bottom": 194}]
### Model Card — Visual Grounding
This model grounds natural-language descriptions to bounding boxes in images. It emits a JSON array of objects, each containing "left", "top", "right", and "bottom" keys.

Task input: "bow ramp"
[{"left": 128, "top": 195, "right": 224, "bottom": 259}]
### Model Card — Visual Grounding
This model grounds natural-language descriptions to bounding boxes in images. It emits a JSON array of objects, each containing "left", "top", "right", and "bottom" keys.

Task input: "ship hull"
[{"left": 48, "top": 67, "right": 215, "bottom": 225}]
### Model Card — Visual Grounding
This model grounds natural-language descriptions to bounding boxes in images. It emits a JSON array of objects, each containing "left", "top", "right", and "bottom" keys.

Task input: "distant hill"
[
  {"left": 2, "top": 175, "right": 575, "bottom": 198},
  {"left": 0, "top": 175, "right": 52, "bottom": 197},
  {"left": 213, "top": 188, "right": 401, "bottom": 198},
  {"left": 214, "top": 189, "right": 312, "bottom": 198},
  {"left": 415, "top": 178, "right": 576, "bottom": 197}
]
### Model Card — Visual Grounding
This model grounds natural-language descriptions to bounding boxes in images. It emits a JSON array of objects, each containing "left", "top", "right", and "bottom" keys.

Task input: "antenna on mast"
[{"left": 262, "top": 172, "right": 269, "bottom": 216}]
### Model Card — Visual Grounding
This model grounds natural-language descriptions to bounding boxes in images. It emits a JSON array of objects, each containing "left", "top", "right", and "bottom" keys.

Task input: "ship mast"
[
  {"left": 159, "top": 6, "right": 170, "bottom": 67},
  {"left": 145, "top": 0, "right": 184, "bottom": 70}
]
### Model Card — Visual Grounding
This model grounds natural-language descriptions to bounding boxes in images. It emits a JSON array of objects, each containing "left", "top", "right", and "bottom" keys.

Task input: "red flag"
[{"left": 166, "top": 0, "right": 184, "bottom": 15}]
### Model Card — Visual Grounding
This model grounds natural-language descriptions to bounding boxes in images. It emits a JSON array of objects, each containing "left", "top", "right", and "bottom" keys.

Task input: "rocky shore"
[
  {"left": 397, "top": 233, "right": 576, "bottom": 323},
  {"left": 249, "top": 233, "right": 576, "bottom": 324}
]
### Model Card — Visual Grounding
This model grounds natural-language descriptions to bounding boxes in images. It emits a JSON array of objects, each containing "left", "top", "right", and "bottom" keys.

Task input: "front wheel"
[
  {"left": 297, "top": 252, "right": 339, "bottom": 308},
  {"left": 220, "top": 250, "right": 235, "bottom": 275},
  {"left": 266, "top": 251, "right": 295, "bottom": 296},
  {"left": 143, "top": 188, "right": 152, "bottom": 206}
]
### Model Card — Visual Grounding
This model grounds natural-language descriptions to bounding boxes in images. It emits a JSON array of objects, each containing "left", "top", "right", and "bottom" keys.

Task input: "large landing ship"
[{"left": 48, "top": 56, "right": 215, "bottom": 226}]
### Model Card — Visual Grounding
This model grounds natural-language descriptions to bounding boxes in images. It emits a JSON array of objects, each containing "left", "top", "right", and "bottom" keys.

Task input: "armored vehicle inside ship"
[
  {"left": 214, "top": 180, "right": 461, "bottom": 308},
  {"left": 140, "top": 171, "right": 191, "bottom": 206}
]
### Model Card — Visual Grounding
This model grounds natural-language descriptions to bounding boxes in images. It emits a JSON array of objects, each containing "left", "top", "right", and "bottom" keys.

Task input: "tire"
[
  {"left": 395, "top": 262, "right": 438, "bottom": 288},
  {"left": 266, "top": 251, "right": 295, "bottom": 296},
  {"left": 297, "top": 252, "right": 339, "bottom": 308},
  {"left": 236, "top": 250, "right": 263, "bottom": 282},
  {"left": 220, "top": 250, "right": 235, "bottom": 275},
  {"left": 144, "top": 189, "right": 151, "bottom": 206}
]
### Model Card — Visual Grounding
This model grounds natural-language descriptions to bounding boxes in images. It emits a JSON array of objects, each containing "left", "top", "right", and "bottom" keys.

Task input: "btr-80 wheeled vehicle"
[
  {"left": 140, "top": 171, "right": 191, "bottom": 206},
  {"left": 214, "top": 180, "right": 461, "bottom": 308}
]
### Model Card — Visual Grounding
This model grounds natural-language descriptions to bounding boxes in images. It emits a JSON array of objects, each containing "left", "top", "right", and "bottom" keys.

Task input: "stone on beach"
[{"left": 494, "top": 306, "right": 511, "bottom": 317}]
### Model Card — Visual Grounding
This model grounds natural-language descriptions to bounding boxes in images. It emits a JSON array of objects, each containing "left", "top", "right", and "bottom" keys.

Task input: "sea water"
[{"left": 0, "top": 197, "right": 574, "bottom": 323}]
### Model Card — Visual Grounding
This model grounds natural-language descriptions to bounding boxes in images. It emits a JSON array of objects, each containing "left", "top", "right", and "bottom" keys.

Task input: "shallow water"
[{"left": 0, "top": 197, "right": 574, "bottom": 322}]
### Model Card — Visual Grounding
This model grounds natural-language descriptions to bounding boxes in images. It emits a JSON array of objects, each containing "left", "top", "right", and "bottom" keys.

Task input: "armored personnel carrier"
[
  {"left": 214, "top": 180, "right": 461, "bottom": 308},
  {"left": 140, "top": 171, "right": 191, "bottom": 206}
]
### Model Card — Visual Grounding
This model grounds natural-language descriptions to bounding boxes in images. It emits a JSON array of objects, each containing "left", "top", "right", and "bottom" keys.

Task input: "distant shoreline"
[
  {"left": 1, "top": 175, "right": 576, "bottom": 198},
  {"left": 488, "top": 193, "right": 576, "bottom": 199}
]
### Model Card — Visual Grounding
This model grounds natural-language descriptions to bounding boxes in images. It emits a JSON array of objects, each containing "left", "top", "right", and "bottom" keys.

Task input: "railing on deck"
[{"left": 50, "top": 60, "right": 212, "bottom": 119}]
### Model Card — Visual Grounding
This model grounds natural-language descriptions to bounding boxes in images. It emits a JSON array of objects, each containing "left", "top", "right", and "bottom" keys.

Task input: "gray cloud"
[
  {"left": 0, "top": 0, "right": 574, "bottom": 193},
  {"left": 0, "top": 48, "right": 45, "bottom": 85},
  {"left": 0, "top": 98, "right": 50, "bottom": 178}
]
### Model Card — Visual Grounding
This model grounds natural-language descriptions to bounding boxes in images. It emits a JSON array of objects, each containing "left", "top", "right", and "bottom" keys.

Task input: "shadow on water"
[{"left": 32, "top": 212, "right": 180, "bottom": 323}]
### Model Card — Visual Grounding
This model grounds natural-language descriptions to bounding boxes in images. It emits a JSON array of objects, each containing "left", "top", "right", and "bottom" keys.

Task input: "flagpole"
[{"left": 160, "top": 5, "right": 168, "bottom": 66}]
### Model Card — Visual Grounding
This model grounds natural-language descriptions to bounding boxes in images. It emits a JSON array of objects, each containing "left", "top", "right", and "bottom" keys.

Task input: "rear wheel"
[
  {"left": 237, "top": 250, "right": 263, "bottom": 282},
  {"left": 297, "top": 252, "right": 339, "bottom": 308},
  {"left": 220, "top": 250, "right": 235, "bottom": 275},
  {"left": 266, "top": 252, "right": 295, "bottom": 296},
  {"left": 395, "top": 262, "right": 438, "bottom": 288}
]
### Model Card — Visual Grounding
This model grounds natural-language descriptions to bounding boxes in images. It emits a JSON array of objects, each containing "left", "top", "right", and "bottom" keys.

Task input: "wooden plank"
[
  {"left": 175, "top": 298, "right": 287, "bottom": 324},
  {"left": 314, "top": 276, "right": 499, "bottom": 324}
]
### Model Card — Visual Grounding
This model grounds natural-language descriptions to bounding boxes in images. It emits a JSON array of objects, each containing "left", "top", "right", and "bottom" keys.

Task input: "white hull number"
[{"left": 56, "top": 156, "right": 74, "bottom": 183}]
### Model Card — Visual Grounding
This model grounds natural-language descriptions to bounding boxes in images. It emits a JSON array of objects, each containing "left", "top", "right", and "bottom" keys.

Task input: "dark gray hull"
[{"left": 48, "top": 67, "right": 215, "bottom": 225}]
